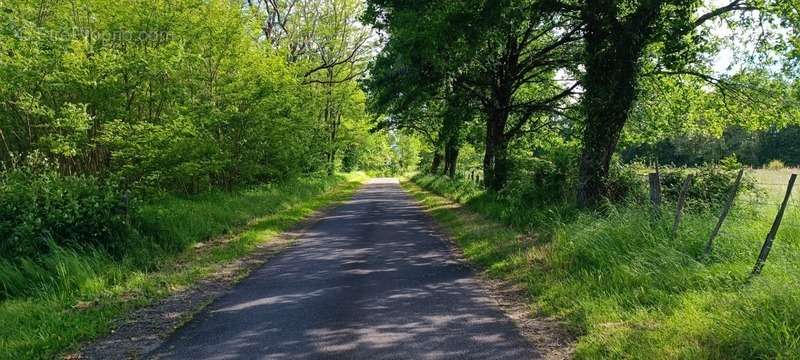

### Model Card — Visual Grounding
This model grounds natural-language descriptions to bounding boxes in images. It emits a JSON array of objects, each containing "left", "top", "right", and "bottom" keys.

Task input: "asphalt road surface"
[{"left": 151, "top": 179, "right": 539, "bottom": 359}]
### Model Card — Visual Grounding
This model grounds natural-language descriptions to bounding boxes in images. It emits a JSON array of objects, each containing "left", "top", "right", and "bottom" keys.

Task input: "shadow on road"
[{"left": 152, "top": 182, "right": 539, "bottom": 359}]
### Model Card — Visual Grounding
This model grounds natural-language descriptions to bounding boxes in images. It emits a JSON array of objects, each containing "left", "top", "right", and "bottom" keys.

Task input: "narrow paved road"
[{"left": 152, "top": 179, "right": 539, "bottom": 359}]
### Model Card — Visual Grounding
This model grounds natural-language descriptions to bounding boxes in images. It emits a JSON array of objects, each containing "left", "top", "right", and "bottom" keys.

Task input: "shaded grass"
[
  {"left": 406, "top": 174, "right": 800, "bottom": 359},
  {"left": 0, "top": 173, "right": 367, "bottom": 359}
]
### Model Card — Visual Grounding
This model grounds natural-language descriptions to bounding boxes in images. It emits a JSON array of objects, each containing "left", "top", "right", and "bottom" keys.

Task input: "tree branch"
[{"left": 694, "top": 0, "right": 760, "bottom": 29}]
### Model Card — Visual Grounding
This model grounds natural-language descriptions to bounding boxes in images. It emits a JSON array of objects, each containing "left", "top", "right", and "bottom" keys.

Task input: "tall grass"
[
  {"left": 0, "top": 173, "right": 366, "bottom": 359},
  {"left": 134, "top": 178, "right": 351, "bottom": 253},
  {"left": 409, "top": 174, "right": 800, "bottom": 359}
]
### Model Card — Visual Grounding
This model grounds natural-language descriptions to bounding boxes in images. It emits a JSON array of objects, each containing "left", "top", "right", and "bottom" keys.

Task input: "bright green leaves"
[
  {"left": 0, "top": 0, "right": 389, "bottom": 192},
  {"left": 43, "top": 104, "right": 93, "bottom": 158}
]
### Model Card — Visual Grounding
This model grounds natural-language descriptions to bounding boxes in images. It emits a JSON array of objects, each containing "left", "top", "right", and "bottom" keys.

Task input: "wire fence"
[
  {"left": 642, "top": 168, "right": 800, "bottom": 275},
  {"left": 728, "top": 181, "right": 800, "bottom": 228},
  {"left": 461, "top": 167, "right": 800, "bottom": 274}
]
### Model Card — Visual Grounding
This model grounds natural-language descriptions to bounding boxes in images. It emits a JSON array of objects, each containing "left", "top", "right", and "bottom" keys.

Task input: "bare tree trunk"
[{"left": 324, "top": 69, "right": 338, "bottom": 175}]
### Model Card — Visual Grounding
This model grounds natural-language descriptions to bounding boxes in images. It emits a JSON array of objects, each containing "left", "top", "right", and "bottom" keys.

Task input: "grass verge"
[
  {"left": 0, "top": 173, "right": 367, "bottom": 359},
  {"left": 404, "top": 174, "right": 800, "bottom": 359}
]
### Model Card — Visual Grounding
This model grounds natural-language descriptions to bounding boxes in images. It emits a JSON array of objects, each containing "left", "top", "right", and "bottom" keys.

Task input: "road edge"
[
  {"left": 400, "top": 179, "right": 576, "bottom": 360},
  {"left": 72, "top": 182, "right": 366, "bottom": 360}
]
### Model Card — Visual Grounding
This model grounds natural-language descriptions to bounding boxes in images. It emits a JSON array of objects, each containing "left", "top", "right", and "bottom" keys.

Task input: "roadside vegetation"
[
  {"left": 0, "top": 173, "right": 366, "bottom": 358},
  {"left": 407, "top": 171, "right": 800, "bottom": 358},
  {"left": 5, "top": 0, "right": 800, "bottom": 358},
  {"left": 0, "top": 0, "right": 405, "bottom": 357},
  {"left": 368, "top": 1, "right": 800, "bottom": 357}
]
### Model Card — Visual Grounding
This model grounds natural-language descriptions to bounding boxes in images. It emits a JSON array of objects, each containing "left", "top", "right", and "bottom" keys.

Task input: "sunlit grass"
[
  {"left": 405, "top": 174, "right": 800, "bottom": 359},
  {"left": 0, "top": 173, "right": 367, "bottom": 359}
]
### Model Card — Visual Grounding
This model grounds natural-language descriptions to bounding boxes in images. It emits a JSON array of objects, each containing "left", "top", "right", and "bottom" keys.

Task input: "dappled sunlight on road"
[{"left": 152, "top": 182, "right": 537, "bottom": 359}]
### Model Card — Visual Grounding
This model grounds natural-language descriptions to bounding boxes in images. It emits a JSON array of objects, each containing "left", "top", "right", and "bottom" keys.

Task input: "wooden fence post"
[
  {"left": 753, "top": 173, "right": 797, "bottom": 275},
  {"left": 704, "top": 168, "right": 744, "bottom": 256},
  {"left": 649, "top": 172, "right": 662, "bottom": 218},
  {"left": 672, "top": 174, "right": 693, "bottom": 239}
]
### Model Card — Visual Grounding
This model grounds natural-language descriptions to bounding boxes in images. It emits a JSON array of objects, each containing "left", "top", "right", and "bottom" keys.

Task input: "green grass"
[
  {"left": 0, "top": 173, "right": 367, "bottom": 359},
  {"left": 405, "top": 174, "right": 800, "bottom": 359},
  {"left": 749, "top": 168, "right": 800, "bottom": 203}
]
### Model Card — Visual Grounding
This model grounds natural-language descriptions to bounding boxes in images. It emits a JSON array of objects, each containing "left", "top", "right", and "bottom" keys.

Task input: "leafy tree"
[
  {"left": 619, "top": 68, "right": 800, "bottom": 166},
  {"left": 365, "top": 0, "right": 581, "bottom": 191},
  {"left": 571, "top": 0, "right": 763, "bottom": 207},
  {"left": 0, "top": 0, "right": 388, "bottom": 194}
]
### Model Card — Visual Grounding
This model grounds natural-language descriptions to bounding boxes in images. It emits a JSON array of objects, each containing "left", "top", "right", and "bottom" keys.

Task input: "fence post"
[
  {"left": 704, "top": 168, "right": 744, "bottom": 256},
  {"left": 753, "top": 173, "right": 797, "bottom": 275},
  {"left": 649, "top": 172, "right": 662, "bottom": 218},
  {"left": 672, "top": 174, "right": 693, "bottom": 239}
]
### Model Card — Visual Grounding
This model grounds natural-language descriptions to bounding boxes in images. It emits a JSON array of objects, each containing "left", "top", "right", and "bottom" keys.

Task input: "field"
[{"left": 406, "top": 171, "right": 800, "bottom": 359}]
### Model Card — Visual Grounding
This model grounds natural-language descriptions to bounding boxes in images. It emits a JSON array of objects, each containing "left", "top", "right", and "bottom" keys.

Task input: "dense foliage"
[
  {"left": 0, "top": 153, "right": 129, "bottom": 259},
  {"left": 0, "top": 0, "right": 408, "bottom": 261},
  {"left": 0, "top": 0, "right": 395, "bottom": 190},
  {"left": 0, "top": 4, "right": 409, "bottom": 355},
  {"left": 365, "top": 0, "right": 799, "bottom": 204}
]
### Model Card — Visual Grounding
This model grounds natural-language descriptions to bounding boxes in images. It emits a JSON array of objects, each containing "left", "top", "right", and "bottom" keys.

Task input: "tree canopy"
[
  {"left": 364, "top": 0, "right": 800, "bottom": 205},
  {"left": 0, "top": 0, "right": 398, "bottom": 194}
]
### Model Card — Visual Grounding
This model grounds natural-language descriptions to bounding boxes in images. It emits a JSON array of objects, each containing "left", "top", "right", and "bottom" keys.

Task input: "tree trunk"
[
  {"left": 576, "top": 67, "right": 638, "bottom": 207},
  {"left": 430, "top": 151, "right": 442, "bottom": 174},
  {"left": 576, "top": 108, "right": 628, "bottom": 207},
  {"left": 444, "top": 137, "right": 459, "bottom": 178},
  {"left": 325, "top": 69, "right": 337, "bottom": 176},
  {"left": 483, "top": 107, "right": 509, "bottom": 191},
  {"left": 576, "top": 3, "right": 657, "bottom": 207},
  {"left": 327, "top": 148, "right": 337, "bottom": 175}
]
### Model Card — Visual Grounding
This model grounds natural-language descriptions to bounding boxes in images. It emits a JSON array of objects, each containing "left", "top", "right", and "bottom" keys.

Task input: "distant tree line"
[{"left": 621, "top": 125, "right": 800, "bottom": 168}]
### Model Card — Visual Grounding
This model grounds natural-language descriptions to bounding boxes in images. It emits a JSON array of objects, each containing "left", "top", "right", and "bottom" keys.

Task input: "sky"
[
  {"left": 704, "top": 0, "right": 791, "bottom": 75},
  {"left": 705, "top": 0, "right": 745, "bottom": 74}
]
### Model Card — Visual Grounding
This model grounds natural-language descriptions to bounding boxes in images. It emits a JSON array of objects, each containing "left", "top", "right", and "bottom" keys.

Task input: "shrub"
[
  {"left": 660, "top": 165, "right": 756, "bottom": 209},
  {"left": 0, "top": 153, "right": 131, "bottom": 259},
  {"left": 500, "top": 151, "right": 647, "bottom": 206},
  {"left": 719, "top": 154, "right": 742, "bottom": 171},
  {"left": 501, "top": 144, "right": 579, "bottom": 204},
  {"left": 766, "top": 159, "right": 785, "bottom": 170},
  {"left": 606, "top": 160, "right": 647, "bottom": 203}
]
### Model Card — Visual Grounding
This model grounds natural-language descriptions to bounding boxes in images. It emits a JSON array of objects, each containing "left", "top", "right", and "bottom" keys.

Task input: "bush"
[
  {"left": 660, "top": 165, "right": 756, "bottom": 209},
  {"left": 720, "top": 154, "right": 742, "bottom": 171},
  {"left": 606, "top": 160, "right": 647, "bottom": 203},
  {"left": 0, "top": 153, "right": 131, "bottom": 259},
  {"left": 501, "top": 143, "right": 579, "bottom": 204},
  {"left": 766, "top": 159, "right": 785, "bottom": 170}
]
